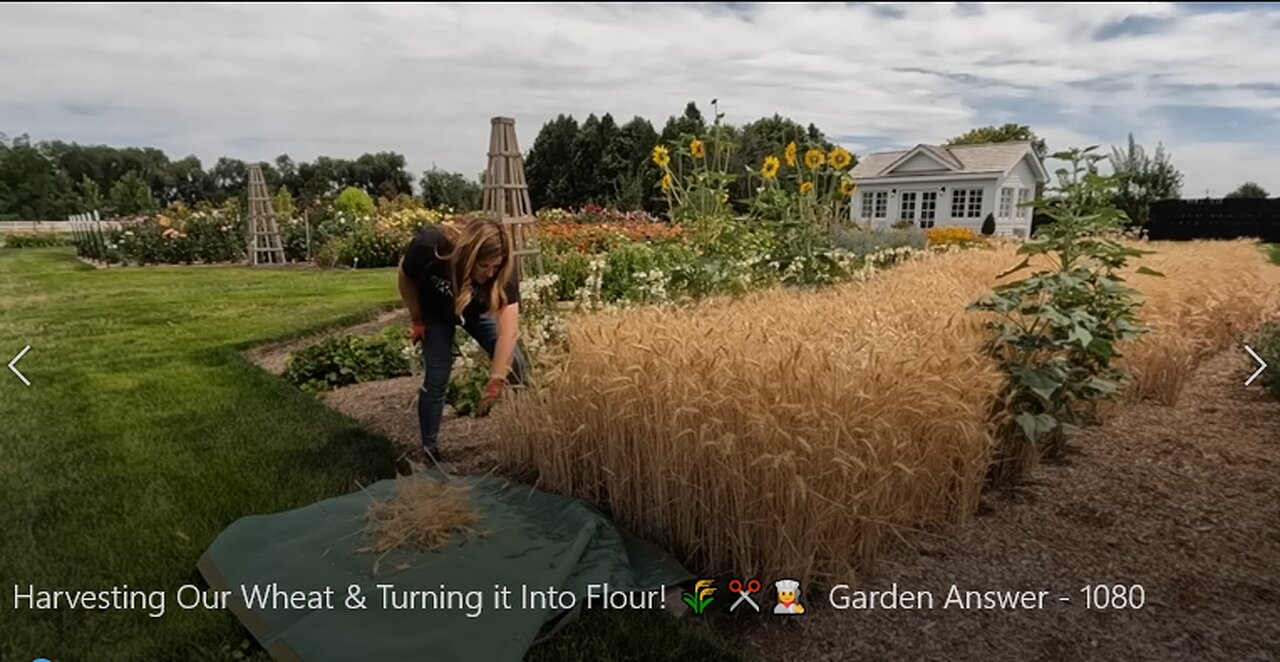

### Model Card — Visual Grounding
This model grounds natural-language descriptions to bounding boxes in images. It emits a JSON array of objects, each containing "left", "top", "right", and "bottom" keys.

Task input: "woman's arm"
[
  {"left": 490, "top": 302, "right": 520, "bottom": 381},
  {"left": 397, "top": 260, "right": 424, "bottom": 323}
]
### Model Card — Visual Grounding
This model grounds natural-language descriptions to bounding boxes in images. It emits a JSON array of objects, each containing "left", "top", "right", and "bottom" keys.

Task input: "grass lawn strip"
[{"left": 0, "top": 248, "right": 745, "bottom": 661}]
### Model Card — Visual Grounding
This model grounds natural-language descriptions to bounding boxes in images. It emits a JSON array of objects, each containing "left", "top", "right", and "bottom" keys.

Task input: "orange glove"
[
  {"left": 410, "top": 321, "right": 425, "bottom": 345},
  {"left": 477, "top": 377, "right": 505, "bottom": 415}
]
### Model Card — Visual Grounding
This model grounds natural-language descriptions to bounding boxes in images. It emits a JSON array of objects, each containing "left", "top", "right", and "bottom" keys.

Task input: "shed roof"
[{"left": 851, "top": 141, "right": 1040, "bottom": 180}]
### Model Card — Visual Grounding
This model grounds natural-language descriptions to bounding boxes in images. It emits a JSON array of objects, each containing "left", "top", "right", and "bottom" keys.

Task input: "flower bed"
[
  {"left": 926, "top": 226, "right": 980, "bottom": 248},
  {"left": 539, "top": 220, "right": 684, "bottom": 254},
  {"left": 82, "top": 203, "right": 247, "bottom": 265},
  {"left": 536, "top": 204, "right": 661, "bottom": 225},
  {"left": 71, "top": 197, "right": 452, "bottom": 268}
]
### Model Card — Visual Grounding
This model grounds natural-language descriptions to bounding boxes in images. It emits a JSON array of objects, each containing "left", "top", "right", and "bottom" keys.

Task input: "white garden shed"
[{"left": 849, "top": 141, "right": 1049, "bottom": 236}]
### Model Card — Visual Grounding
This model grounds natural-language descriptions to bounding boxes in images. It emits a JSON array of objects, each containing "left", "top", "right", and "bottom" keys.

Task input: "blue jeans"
[{"left": 418, "top": 313, "right": 528, "bottom": 449}]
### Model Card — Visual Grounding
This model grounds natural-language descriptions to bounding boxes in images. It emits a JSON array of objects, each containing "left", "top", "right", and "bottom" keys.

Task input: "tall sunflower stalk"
[
  {"left": 747, "top": 141, "right": 858, "bottom": 284},
  {"left": 652, "top": 100, "right": 739, "bottom": 252}
]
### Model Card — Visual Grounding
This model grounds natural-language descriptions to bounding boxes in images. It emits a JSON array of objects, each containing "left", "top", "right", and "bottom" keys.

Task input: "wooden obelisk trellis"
[
  {"left": 246, "top": 164, "right": 286, "bottom": 266},
  {"left": 482, "top": 117, "right": 543, "bottom": 278}
]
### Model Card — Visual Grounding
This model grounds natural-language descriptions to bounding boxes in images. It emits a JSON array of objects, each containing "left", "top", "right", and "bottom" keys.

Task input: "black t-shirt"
[{"left": 400, "top": 225, "right": 520, "bottom": 324}]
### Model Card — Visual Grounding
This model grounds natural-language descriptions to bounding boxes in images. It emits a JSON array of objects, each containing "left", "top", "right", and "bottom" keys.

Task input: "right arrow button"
[{"left": 1245, "top": 345, "right": 1268, "bottom": 387}]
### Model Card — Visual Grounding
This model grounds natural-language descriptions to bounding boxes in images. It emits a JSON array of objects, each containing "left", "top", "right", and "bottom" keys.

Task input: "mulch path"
[
  {"left": 320, "top": 377, "right": 506, "bottom": 475},
  {"left": 246, "top": 317, "right": 1279, "bottom": 661},
  {"left": 727, "top": 349, "right": 1280, "bottom": 662},
  {"left": 242, "top": 310, "right": 505, "bottom": 475}
]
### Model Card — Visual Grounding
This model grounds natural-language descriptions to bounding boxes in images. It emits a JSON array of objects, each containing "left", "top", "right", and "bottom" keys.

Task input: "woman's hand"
[
  {"left": 477, "top": 377, "right": 505, "bottom": 415},
  {"left": 410, "top": 320, "right": 425, "bottom": 345}
]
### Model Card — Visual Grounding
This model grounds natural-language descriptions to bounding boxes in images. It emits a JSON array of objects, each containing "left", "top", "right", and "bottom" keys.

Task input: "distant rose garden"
[{"left": 63, "top": 139, "right": 978, "bottom": 306}]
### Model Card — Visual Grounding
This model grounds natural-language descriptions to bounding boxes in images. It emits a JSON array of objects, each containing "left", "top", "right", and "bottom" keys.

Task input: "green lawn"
[
  {"left": 1267, "top": 243, "right": 1280, "bottom": 266},
  {"left": 0, "top": 248, "right": 747, "bottom": 662}
]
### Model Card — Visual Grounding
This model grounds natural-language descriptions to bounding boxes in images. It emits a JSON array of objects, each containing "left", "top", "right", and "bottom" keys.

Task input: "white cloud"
[{"left": 1, "top": 2, "right": 1278, "bottom": 195}]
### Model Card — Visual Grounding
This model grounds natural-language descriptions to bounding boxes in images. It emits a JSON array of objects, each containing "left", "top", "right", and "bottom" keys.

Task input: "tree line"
[
  {"left": 4, "top": 108, "right": 1260, "bottom": 222},
  {"left": 0, "top": 133, "right": 422, "bottom": 220},
  {"left": 524, "top": 101, "right": 838, "bottom": 214}
]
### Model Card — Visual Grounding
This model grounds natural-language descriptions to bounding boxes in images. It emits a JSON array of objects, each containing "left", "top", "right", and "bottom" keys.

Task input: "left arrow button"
[{"left": 9, "top": 345, "right": 30, "bottom": 386}]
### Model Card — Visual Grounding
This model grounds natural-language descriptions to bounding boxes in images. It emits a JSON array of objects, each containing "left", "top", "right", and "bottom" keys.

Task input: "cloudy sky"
[{"left": 2, "top": 2, "right": 1278, "bottom": 197}]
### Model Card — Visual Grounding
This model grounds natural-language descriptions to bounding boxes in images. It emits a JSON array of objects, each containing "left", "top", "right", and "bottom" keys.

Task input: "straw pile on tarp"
[{"left": 359, "top": 476, "right": 482, "bottom": 558}]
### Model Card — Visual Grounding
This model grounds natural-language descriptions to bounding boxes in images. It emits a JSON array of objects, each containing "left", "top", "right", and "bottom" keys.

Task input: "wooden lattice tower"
[
  {"left": 482, "top": 117, "right": 543, "bottom": 278},
  {"left": 246, "top": 164, "right": 286, "bottom": 266}
]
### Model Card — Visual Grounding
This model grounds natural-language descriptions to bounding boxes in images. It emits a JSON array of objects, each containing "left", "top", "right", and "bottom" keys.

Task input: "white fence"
[{"left": 1, "top": 218, "right": 122, "bottom": 233}]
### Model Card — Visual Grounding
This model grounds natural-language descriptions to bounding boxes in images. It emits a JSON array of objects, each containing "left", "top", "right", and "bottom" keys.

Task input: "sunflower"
[
  {"left": 799, "top": 181, "right": 814, "bottom": 195},
  {"left": 761, "top": 155, "right": 781, "bottom": 180},
  {"left": 652, "top": 144, "right": 671, "bottom": 168},
  {"left": 804, "top": 147, "right": 825, "bottom": 170},
  {"left": 660, "top": 173, "right": 673, "bottom": 192},
  {"left": 829, "top": 146, "right": 853, "bottom": 170},
  {"left": 690, "top": 139, "right": 705, "bottom": 159},
  {"left": 784, "top": 141, "right": 797, "bottom": 167},
  {"left": 840, "top": 178, "right": 857, "bottom": 197}
]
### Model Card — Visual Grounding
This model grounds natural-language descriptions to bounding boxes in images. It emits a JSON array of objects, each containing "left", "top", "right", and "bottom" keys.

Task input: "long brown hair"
[{"left": 434, "top": 219, "right": 514, "bottom": 319}]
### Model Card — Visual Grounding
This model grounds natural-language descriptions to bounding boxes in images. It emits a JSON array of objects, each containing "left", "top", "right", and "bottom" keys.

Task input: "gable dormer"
[{"left": 879, "top": 144, "right": 962, "bottom": 175}]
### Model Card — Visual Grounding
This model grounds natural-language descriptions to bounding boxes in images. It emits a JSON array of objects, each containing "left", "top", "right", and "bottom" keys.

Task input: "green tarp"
[{"left": 197, "top": 470, "right": 693, "bottom": 661}]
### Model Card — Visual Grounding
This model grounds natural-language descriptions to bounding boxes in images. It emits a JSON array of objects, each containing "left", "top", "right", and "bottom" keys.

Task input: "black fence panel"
[
  {"left": 1031, "top": 212, "right": 1054, "bottom": 236},
  {"left": 1148, "top": 198, "right": 1280, "bottom": 242}
]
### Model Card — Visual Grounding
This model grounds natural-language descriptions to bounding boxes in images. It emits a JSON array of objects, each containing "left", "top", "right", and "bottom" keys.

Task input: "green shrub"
[
  {"left": 273, "top": 186, "right": 296, "bottom": 217},
  {"left": 334, "top": 187, "right": 375, "bottom": 217},
  {"left": 283, "top": 327, "right": 412, "bottom": 392},
  {"left": 320, "top": 222, "right": 409, "bottom": 269},
  {"left": 602, "top": 242, "right": 661, "bottom": 302},
  {"left": 657, "top": 241, "right": 759, "bottom": 301},
  {"left": 280, "top": 217, "right": 313, "bottom": 262},
  {"left": 1255, "top": 320, "right": 1280, "bottom": 397},
  {"left": 182, "top": 213, "right": 244, "bottom": 263},
  {"left": 3, "top": 232, "right": 68, "bottom": 248},
  {"left": 832, "top": 226, "right": 927, "bottom": 258},
  {"left": 313, "top": 210, "right": 362, "bottom": 246},
  {"left": 545, "top": 250, "right": 590, "bottom": 301},
  {"left": 111, "top": 222, "right": 174, "bottom": 265},
  {"left": 313, "top": 238, "right": 344, "bottom": 269},
  {"left": 446, "top": 352, "right": 490, "bottom": 417},
  {"left": 981, "top": 212, "right": 996, "bottom": 236}
]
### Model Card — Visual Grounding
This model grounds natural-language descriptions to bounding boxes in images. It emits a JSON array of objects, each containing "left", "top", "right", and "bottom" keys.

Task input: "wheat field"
[{"left": 493, "top": 240, "right": 1279, "bottom": 584}]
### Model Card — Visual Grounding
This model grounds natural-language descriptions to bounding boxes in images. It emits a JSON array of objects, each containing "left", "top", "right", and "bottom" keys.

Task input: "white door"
[
  {"left": 919, "top": 191, "right": 937, "bottom": 229},
  {"left": 899, "top": 191, "right": 918, "bottom": 225}
]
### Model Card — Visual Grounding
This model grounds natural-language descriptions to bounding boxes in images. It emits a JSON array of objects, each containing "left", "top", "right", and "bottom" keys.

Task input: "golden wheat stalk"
[{"left": 493, "top": 239, "right": 1279, "bottom": 584}]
